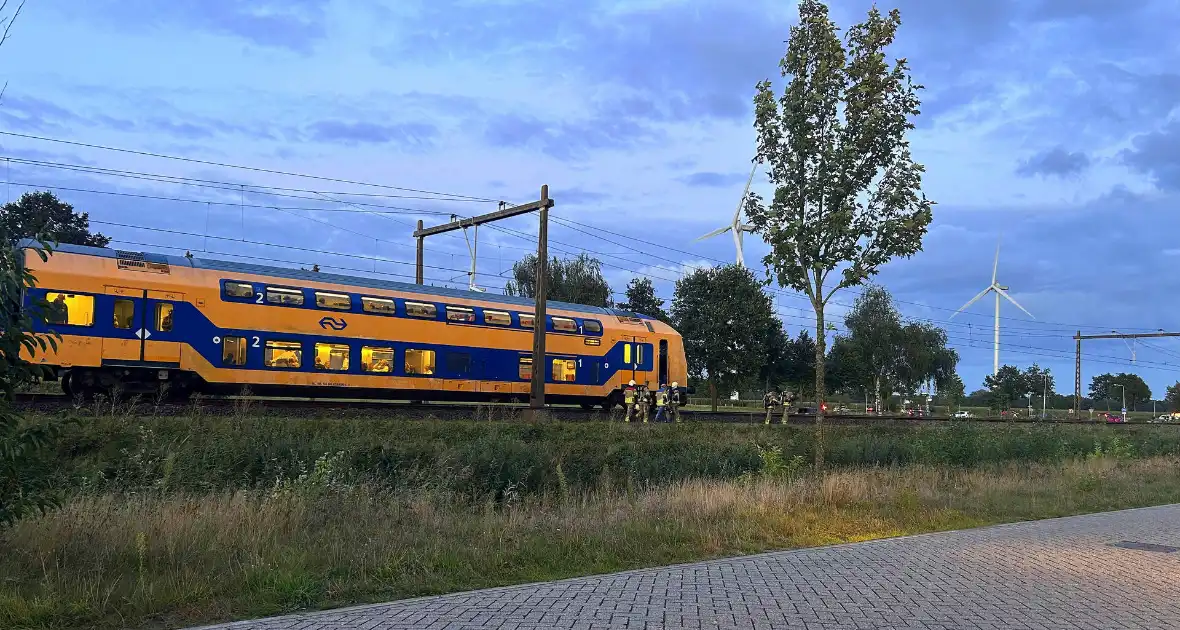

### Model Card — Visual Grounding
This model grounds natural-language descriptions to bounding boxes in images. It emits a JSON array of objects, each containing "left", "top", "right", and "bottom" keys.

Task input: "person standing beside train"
[
  {"left": 653, "top": 384, "right": 669, "bottom": 422},
  {"left": 764, "top": 388, "right": 780, "bottom": 425},
  {"left": 638, "top": 383, "right": 651, "bottom": 423},
  {"left": 668, "top": 381, "right": 681, "bottom": 423},
  {"left": 624, "top": 380, "right": 638, "bottom": 422}
]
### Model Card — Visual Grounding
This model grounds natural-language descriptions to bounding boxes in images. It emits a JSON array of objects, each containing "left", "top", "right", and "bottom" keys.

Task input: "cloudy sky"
[{"left": 1, "top": 0, "right": 1178, "bottom": 400}]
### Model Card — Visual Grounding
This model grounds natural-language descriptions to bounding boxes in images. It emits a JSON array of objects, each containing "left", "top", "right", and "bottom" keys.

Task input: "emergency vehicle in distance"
[{"left": 19, "top": 240, "right": 689, "bottom": 409}]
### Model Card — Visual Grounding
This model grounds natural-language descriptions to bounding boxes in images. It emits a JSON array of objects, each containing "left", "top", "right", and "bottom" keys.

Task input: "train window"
[
  {"left": 405, "top": 302, "right": 436, "bottom": 319},
  {"left": 313, "top": 342, "right": 350, "bottom": 371},
  {"left": 584, "top": 320, "right": 602, "bottom": 333},
  {"left": 361, "top": 296, "right": 396, "bottom": 314},
  {"left": 361, "top": 346, "right": 394, "bottom": 373},
  {"left": 446, "top": 306, "right": 476, "bottom": 323},
  {"left": 405, "top": 348, "right": 435, "bottom": 375},
  {"left": 519, "top": 313, "right": 535, "bottom": 328},
  {"left": 623, "top": 343, "right": 632, "bottom": 364},
  {"left": 224, "top": 282, "right": 253, "bottom": 298},
  {"left": 315, "top": 291, "right": 351, "bottom": 310},
  {"left": 447, "top": 352, "right": 471, "bottom": 375},
  {"left": 518, "top": 356, "right": 532, "bottom": 380},
  {"left": 552, "top": 359, "right": 576, "bottom": 382},
  {"left": 222, "top": 336, "right": 247, "bottom": 366},
  {"left": 44, "top": 293, "right": 94, "bottom": 327},
  {"left": 483, "top": 310, "right": 511, "bottom": 326},
  {"left": 552, "top": 317, "right": 576, "bottom": 332},
  {"left": 266, "top": 287, "right": 304, "bottom": 306},
  {"left": 113, "top": 299, "right": 134, "bottom": 329},
  {"left": 637, "top": 344, "right": 644, "bottom": 363},
  {"left": 155, "top": 303, "right": 174, "bottom": 332},
  {"left": 263, "top": 340, "right": 302, "bottom": 369}
]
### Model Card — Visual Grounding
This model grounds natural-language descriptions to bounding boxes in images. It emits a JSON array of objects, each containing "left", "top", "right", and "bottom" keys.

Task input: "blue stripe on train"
[{"left": 29, "top": 290, "right": 654, "bottom": 386}]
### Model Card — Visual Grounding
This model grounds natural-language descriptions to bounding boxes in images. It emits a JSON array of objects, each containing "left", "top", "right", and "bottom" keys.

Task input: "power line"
[{"left": 0, "top": 130, "right": 499, "bottom": 202}]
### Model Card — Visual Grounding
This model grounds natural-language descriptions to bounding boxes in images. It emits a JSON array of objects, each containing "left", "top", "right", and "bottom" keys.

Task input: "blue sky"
[{"left": 1, "top": 0, "right": 1179, "bottom": 399}]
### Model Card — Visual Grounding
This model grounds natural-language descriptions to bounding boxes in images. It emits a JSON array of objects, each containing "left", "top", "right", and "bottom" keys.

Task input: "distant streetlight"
[{"left": 1112, "top": 383, "right": 1127, "bottom": 422}]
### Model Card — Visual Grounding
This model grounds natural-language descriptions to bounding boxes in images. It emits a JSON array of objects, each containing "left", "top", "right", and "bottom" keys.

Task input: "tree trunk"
[
  {"left": 813, "top": 304, "right": 826, "bottom": 470},
  {"left": 709, "top": 379, "right": 717, "bottom": 412}
]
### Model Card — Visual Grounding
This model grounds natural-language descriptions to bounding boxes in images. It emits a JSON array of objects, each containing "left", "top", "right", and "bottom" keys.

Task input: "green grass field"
[{"left": 3, "top": 411, "right": 1180, "bottom": 629}]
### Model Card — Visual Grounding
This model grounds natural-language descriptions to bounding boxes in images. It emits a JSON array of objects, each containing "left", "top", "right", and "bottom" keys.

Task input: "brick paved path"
[{"left": 195, "top": 504, "right": 1180, "bottom": 629}]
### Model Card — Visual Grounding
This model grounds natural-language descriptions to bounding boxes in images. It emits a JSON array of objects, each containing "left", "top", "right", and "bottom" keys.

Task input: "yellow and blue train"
[{"left": 19, "top": 240, "right": 689, "bottom": 408}]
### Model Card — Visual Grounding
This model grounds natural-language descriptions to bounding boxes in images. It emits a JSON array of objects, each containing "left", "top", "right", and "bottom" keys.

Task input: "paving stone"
[{"left": 192, "top": 504, "right": 1180, "bottom": 630}]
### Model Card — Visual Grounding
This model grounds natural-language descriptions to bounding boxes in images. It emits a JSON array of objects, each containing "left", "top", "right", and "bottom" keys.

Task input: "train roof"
[{"left": 19, "top": 239, "right": 652, "bottom": 319}]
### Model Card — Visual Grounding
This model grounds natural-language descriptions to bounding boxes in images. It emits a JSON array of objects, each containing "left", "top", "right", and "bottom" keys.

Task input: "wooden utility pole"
[
  {"left": 529, "top": 185, "right": 550, "bottom": 416},
  {"left": 1073, "top": 330, "right": 1180, "bottom": 415},
  {"left": 415, "top": 219, "right": 424, "bottom": 284}
]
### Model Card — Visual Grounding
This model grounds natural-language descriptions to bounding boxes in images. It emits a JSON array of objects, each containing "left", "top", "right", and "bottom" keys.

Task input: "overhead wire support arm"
[{"left": 1072, "top": 329, "right": 1180, "bottom": 416}]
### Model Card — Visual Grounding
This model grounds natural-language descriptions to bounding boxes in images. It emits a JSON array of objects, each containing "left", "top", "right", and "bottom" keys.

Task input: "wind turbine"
[
  {"left": 695, "top": 163, "right": 757, "bottom": 266},
  {"left": 950, "top": 241, "right": 1035, "bottom": 376}
]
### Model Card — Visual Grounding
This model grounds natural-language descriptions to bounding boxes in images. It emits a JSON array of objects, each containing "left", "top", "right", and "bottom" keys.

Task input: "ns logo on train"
[{"left": 319, "top": 317, "right": 348, "bottom": 331}]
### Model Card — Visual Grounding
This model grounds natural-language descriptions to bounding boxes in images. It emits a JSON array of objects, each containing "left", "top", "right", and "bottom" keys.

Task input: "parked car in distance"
[
  {"left": 953, "top": 411, "right": 971, "bottom": 418},
  {"left": 1102, "top": 412, "right": 1126, "bottom": 424}
]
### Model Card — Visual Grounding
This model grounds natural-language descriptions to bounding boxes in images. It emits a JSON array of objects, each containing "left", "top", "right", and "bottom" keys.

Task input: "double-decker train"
[{"left": 18, "top": 240, "right": 689, "bottom": 408}]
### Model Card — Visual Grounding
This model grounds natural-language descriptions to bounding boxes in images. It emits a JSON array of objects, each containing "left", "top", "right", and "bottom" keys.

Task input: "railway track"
[{"left": 11, "top": 393, "right": 1152, "bottom": 425}]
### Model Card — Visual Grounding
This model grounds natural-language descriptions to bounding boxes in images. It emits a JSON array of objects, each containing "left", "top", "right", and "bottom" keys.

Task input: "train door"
[
  {"left": 623, "top": 335, "right": 648, "bottom": 385},
  {"left": 103, "top": 286, "right": 144, "bottom": 363},
  {"left": 144, "top": 290, "right": 184, "bottom": 365},
  {"left": 658, "top": 339, "right": 669, "bottom": 386}
]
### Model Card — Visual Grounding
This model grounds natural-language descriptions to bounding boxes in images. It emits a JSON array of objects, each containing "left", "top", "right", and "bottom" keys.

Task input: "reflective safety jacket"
[
  {"left": 624, "top": 387, "right": 637, "bottom": 405},
  {"left": 655, "top": 389, "right": 667, "bottom": 407}
]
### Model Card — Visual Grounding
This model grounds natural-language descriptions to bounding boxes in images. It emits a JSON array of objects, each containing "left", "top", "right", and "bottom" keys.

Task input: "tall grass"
[
  {"left": 36, "top": 411, "right": 1180, "bottom": 498},
  {"left": 3, "top": 455, "right": 1179, "bottom": 630}
]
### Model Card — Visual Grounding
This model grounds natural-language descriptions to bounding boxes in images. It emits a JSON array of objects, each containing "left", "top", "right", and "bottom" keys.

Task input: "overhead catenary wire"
[{"left": 0, "top": 130, "right": 499, "bottom": 202}]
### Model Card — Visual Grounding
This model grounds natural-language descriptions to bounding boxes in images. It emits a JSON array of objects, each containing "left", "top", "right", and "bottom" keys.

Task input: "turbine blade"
[
  {"left": 694, "top": 225, "right": 731, "bottom": 241},
  {"left": 996, "top": 287, "right": 1034, "bottom": 319},
  {"left": 992, "top": 241, "right": 1000, "bottom": 284},
  {"left": 733, "top": 163, "right": 757, "bottom": 225},
  {"left": 951, "top": 286, "right": 992, "bottom": 319}
]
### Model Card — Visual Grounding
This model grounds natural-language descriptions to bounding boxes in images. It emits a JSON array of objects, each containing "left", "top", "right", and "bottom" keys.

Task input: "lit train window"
[
  {"left": 518, "top": 356, "right": 532, "bottom": 380},
  {"left": 552, "top": 359, "right": 576, "bottom": 382},
  {"left": 113, "top": 299, "right": 134, "bottom": 329},
  {"left": 552, "top": 317, "right": 576, "bottom": 332},
  {"left": 361, "top": 346, "right": 393, "bottom": 373},
  {"left": 584, "top": 320, "right": 602, "bottom": 333},
  {"left": 155, "top": 303, "right": 174, "bottom": 332},
  {"left": 519, "top": 313, "right": 535, "bottom": 328},
  {"left": 224, "top": 282, "right": 253, "bottom": 298},
  {"left": 43, "top": 293, "right": 94, "bottom": 327},
  {"left": 446, "top": 306, "right": 475, "bottom": 323},
  {"left": 313, "top": 342, "right": 350, "bottom": 371},
  {"left": 264, "top": 340, "right": 302, "bottom": 368},
  {"left": 222, "top": 336, "right": 247, "bottom": 366},
  {"left": 405, "top": 348, "right": 435, "bottom": 375},
  {"left": 484, "top": 310, "right": 511, "bottom": 326},
  {"left": 266, "top": 287, "right": 304, "bottom": 306},
  {"left": 623, "top": 343, "right": 632, "bottom": 364},
  {"left": 315, "top": 292, "right": 351, "bottom": 310},
  {"left": 362, "top": 297, "right": 396, "bottom": 314},
  {"left": 405, "top": 302, "right": 436, "bottom": 319}
]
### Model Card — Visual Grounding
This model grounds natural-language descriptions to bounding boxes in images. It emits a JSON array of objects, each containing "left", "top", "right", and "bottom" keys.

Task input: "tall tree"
[
  {"left": 616, "top": 277, "right": 669, "bottom": 323},
  {"left": 785, "top": 329, "right": 818, "bottom": 398},
  {"left": 671, "top": 264, "right": 776, "bottom": 411},
  {"left": 0, "top": 191, "right": 110, "bottom": 248},
  {"left": 839, "top": 285, "right": 902, "bottom": 412},
  {"left": 504, "top": 253, "right": 612, "bottom": 308},
  {"left": 759, "top": 319, "right": 792, "bottom": 391},
  {"left": 1089, "top": 372, "right": 1150, "bottom": 411},
  {"left": 984, "top": 365, "right": 1027, "bottom": 411},
  {"left": 744, "top": 1, "right": 932, "bottom": 467},
  {"left": 1166, "top": 382, "right": 1180, "bottom": 412}
]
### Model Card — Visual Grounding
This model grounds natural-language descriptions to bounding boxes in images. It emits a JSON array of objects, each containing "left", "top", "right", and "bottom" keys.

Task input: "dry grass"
[{"left": 3, "top": 456, "right": 1180, "bottom": 629}]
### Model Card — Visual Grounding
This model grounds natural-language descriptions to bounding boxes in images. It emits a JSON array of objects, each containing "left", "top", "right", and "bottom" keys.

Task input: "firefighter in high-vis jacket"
[
  {"left": 669, "top": 381, "right": 682, "bottom": 423},
  {"left": 780, "top": 389, "right": 796, "bottom": 424},
  {"left": 653, "top": 384, "right": 669, "bottom": 422},
  {"left": 638, "top": 383, "right": 651, "bottom": 423},
  {"left": 624, "top": 380, "right": 638, "bottom": 422},
  {"left": 764, "top": 389, "right": 780, "bottom": 425}
]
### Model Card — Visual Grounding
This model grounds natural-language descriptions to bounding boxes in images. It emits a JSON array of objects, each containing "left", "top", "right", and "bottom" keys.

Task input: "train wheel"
[{"left": 60, "top": 370, "right": 73, "bottom": 397}]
